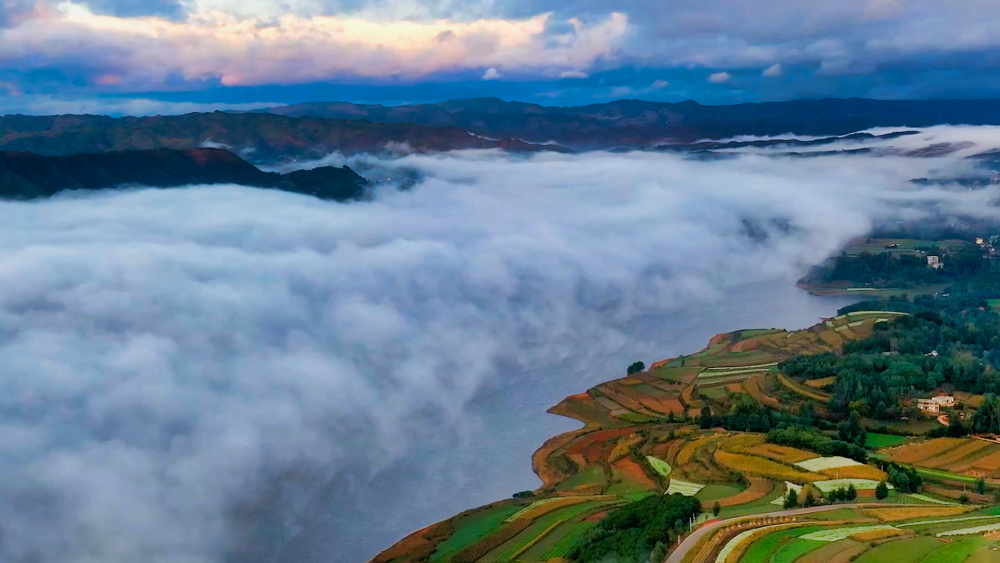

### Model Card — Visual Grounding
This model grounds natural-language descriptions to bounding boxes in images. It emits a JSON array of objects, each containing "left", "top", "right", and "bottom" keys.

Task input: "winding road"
[{"left": 664, "top": 503, "right": 909, "bottom": 563}]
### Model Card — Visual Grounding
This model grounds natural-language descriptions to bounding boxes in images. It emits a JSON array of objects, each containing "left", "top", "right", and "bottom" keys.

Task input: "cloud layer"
[
  {"left": 0, "top": 135, "right": 999, "bottom": 561},
  {"left": 4, "top": 0, "right": 1000, "bottom": 108}
]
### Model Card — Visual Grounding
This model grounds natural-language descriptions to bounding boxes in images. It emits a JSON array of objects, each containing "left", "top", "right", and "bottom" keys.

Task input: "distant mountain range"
[
  {"left": 255, "top": 97, "right": 1000, "bottom": 149},
  {"left": 2, "top": 97, "right": 1000, "bottom": 162},
  {"left": 0, "top": 148, "right": 368, "bottom": 200}
]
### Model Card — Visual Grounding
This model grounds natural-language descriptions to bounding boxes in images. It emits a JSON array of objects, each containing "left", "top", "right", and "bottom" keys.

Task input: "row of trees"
[{"left": 569, "top": 494, "right": 701, "bottom": 562}]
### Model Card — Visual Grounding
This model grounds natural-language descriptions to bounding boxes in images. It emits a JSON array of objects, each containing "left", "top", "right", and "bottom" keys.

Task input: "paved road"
[{"left": 664, "top": 503, "right": 908, "bottom": 563}]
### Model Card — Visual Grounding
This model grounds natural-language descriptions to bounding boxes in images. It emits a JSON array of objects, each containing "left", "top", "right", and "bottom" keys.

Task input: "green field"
[
  {"left": 914, "top": 466, "right": 980, "bottom": 484},
  {"left": 429, "top": 503, "right": 523, "bottom": 562},
  {"left": 920, "top": 537, "right": 996, "bottom": 563},
  {"left": 696, "top": 483, "right": 744, "bottom": 501},
  {"left": 556, "top": 465, "right": 605, "bottom": 491},
  {"left": 491, "top": 501, "right": 611, "bottom": 562},
  {"left": 771, "top": 538, "right": 826, "bottom": 563},
  {"left": 646, "top": 456, "right": 672, "bottom": 477},
  {"left": 865, "top": 433, "right": 907, "bottom": 448},
  {"left": 854, "top": 536, "right": 947, "bottom": 563},
  {"left": 537, "top": 522, "right": 595, "bottom": 559},
  {"left": 740, "top": 526, "right": 823, "bottom": 562}
]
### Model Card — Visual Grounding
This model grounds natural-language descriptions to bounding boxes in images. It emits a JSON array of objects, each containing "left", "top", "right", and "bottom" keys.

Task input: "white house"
[
  {"left": 917, "top": 395, "right": 955, "bottom": 413},
  {"left": 927, "top": 256, "right": 943, "bottom": 269}
]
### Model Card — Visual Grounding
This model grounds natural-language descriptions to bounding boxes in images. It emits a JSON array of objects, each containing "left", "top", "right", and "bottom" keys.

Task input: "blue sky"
[{"left": 2, "top": 0, "right": 1000, "bottom": 114}]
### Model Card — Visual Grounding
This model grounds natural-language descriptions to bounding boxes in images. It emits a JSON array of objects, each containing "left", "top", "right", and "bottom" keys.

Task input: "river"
[{"left": 271, "top": 279, "right": 858, "bottom": 563}]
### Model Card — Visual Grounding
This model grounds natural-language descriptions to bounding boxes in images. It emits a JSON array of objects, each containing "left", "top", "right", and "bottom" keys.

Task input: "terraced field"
[
  {"left": 375, "top": 313, "right": 999, "bottom": 563},
  {"left": 888, "top": 437, "right": 1000, "bottom": 479}
]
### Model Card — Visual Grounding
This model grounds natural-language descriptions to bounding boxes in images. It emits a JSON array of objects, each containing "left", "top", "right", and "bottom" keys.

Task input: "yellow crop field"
[
  {"left": 713, "top": 450, "right": 822, "bottom": 482},
  {"left": 804, "top": 376, "right": 837, "bottom": 388},
  {"left": 608, "top": 434, "right": 643, "bottom": 463},
  {"left": 676, "top": 435, "right": 720, "bottom": 466},
  {"left": 851, "top": 528, "right": 904, "bottom": 541},
  {"left": 959, "top": 449, "right": 1000, "bottom": 476},
  {"left": 819, "top": 464, "right": 887, "bottom": 481},
  {"left": 889, "top": 438, "right": 967, "bottom": 464},
  {"left": 922, "top": 440, "right": 994, "bottom": 469},
  {"left": 860, "top": 506, "right": 970, "bottom": 522},
  {"left": 719, "top": 433, "right": 813, "bottom": 464}
]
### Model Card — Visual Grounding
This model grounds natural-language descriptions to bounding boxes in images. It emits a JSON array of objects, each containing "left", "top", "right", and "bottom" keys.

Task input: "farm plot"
[
  {"left": 714, "top": 450, "right": 821, "bottom": 482},
  {"left": 889, "top": 438, "right": 967, "bottom": 465},
  {"left": 704, "top": 477, "right": 772, "bottom": 508},
  {"left": 812, "top": 479, "right": 889, "bottom": 493},
  {"left": 920, "top": 537, "right": 996, "bottom": 563},
  {"left": 723, "top": 438, "right": 815, "bottom": 465},
  {"left": 937, "top": 522, "right": 1000, "bottom": 537},
  {"left": 646, "top": 456, "right": 672, "bottom": 477},
  {"left": 665, "top": 479, "right": 704, "bottom": 496},
  {"left": 817, "top": 464, "right": 887, "bottom": 481},
  {"left": 853, "top": 536, "right": 947, "bottom": 563},
  {"left": 536, "top": 522, "right": 594, "bottom": 560},
  {"left": 800, "top": 525, "right": 899, "bottom": 542},
  {"left": 795, "top": 456, "right": 863, "bottom": 472},
  {"left": 865, "top": 433, "right": 907, "bottom": 448},
  {"left": 429, "top": 503, "right": 524, "bottom": 562},
  {"left": 861, "top": 506, "right": 970, "bottom": 521}
]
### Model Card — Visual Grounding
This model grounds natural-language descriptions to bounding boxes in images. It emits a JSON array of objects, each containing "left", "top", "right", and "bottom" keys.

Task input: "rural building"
[
  {"left": 927, "top": 255, "right": 943, "bottom": 269},
  {"left": 917, "top": 395, "right": 955, "bottom": 413}
]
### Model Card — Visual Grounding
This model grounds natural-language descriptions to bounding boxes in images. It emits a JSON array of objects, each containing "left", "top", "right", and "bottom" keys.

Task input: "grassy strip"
[
  {"left": 540, "top": 523, "right": 594, "bottom": 559},
  {"left": 913, "top": 466, "right": 979, "bottom": 484}
]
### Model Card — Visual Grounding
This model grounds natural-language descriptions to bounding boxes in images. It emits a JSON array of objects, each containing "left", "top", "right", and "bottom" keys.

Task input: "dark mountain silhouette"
[
  {"left": 3, "top": 98, "right": 1000, "bottom": 161},
  {"left": 259, "top": 97, "right": 1000, "bottom": 149},
  {"left": 0, "top": 112, "right": 557, "bottom": 163},
  {"left": 0, "top": 148, "right": 368, "bottom": 201}
]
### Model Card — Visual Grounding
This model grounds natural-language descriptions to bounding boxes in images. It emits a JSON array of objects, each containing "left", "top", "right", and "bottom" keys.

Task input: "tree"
[
  {"left": 838, "top": 410, "right": 867, "bottom": 448},
  {"left": 846, "top": 484, "right": 858, "bottom": 501},
  {"left": 875, "top": 481, "right": 889, "bottom": 500},
  {"left": 783, "top": 489, "right": 798, "bottom": 509},
  {"left": 627, "top": 361, "right": 645, "bottom": 375},
  {"left": 976, "top": 477, "right": 987, "bottom": 495},
  {"left": 700, "top": 406, "right": 714, "bottom": 429},
  {"left": 960, "top": 493, "right": 971, "bottom": 504},
  {"left": 651, "top": 542, "right": 666, "bottom": 563},
  {"left": 712, "top": 502, "right": 721, "bottom": 518},
  {"left": 947, "top": 413, "right": 968, "bottom": 437},
  {"left": 512, "top": 490, "right": 534, "bottom": 499},
  {"left": 803, "top": 490, "right": 816, "bottom": 507}
]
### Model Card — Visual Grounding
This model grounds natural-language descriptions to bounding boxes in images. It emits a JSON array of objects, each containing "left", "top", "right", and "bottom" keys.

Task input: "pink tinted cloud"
[{"left": 0, "top": 3, "right": 628, "bottom": 87}]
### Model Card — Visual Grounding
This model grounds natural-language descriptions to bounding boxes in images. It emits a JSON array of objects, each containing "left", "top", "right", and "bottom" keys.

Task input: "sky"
[
  {"left": 1, "top": 128, "right": 1000, "bottom": 562},
  {"left": 2, "top": 0, "right": 1000, "bottom": 114}
]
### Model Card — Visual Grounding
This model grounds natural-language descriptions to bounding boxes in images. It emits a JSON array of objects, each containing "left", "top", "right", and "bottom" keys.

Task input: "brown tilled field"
[
  {"left": 715, "top": 477, "right": 774, "bottom": 507},
  {"left": 860, "top": 506, "right": 970, "bottom": 521}
]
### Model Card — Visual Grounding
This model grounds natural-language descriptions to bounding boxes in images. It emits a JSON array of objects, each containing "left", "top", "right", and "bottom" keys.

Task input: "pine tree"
[{"left": 875, "top": 481, "right": 889, "bottom": 500}]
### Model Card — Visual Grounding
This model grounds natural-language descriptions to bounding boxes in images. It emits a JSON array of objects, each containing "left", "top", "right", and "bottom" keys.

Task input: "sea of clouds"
[{"left": 1, "top": 132, "right": 1000, "bottom": 562}]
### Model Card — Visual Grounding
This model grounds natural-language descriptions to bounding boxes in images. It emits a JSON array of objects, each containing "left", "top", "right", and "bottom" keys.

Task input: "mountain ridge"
[{"left": 0, "top": 147, "right": 368, "bottom": 200}]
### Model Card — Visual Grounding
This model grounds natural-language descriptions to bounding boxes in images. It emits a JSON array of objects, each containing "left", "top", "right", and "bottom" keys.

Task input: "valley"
[{"left": 375, "top": 237, "right": 1000, "bottom": 563}]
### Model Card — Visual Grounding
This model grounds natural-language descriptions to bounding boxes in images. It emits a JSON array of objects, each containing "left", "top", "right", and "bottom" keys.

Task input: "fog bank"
[{"left": 0, "top": 139, "right": 998, "bottom": 562}]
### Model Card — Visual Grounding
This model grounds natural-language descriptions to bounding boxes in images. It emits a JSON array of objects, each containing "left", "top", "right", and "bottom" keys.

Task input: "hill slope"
[
  {"left": 259, "top": 97, "right": 1000, "bottom": 149},
  {"left": 0, "top": 112, "right": 552, "bottom": 162},
  {"left": 0, "top": 148, "right": 368, "bottom": 200}
]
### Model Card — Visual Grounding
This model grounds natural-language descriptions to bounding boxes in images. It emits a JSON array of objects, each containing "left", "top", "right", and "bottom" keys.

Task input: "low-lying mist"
[{"left": 2, "top": 132, "right": 1000, "bottom": 563}]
